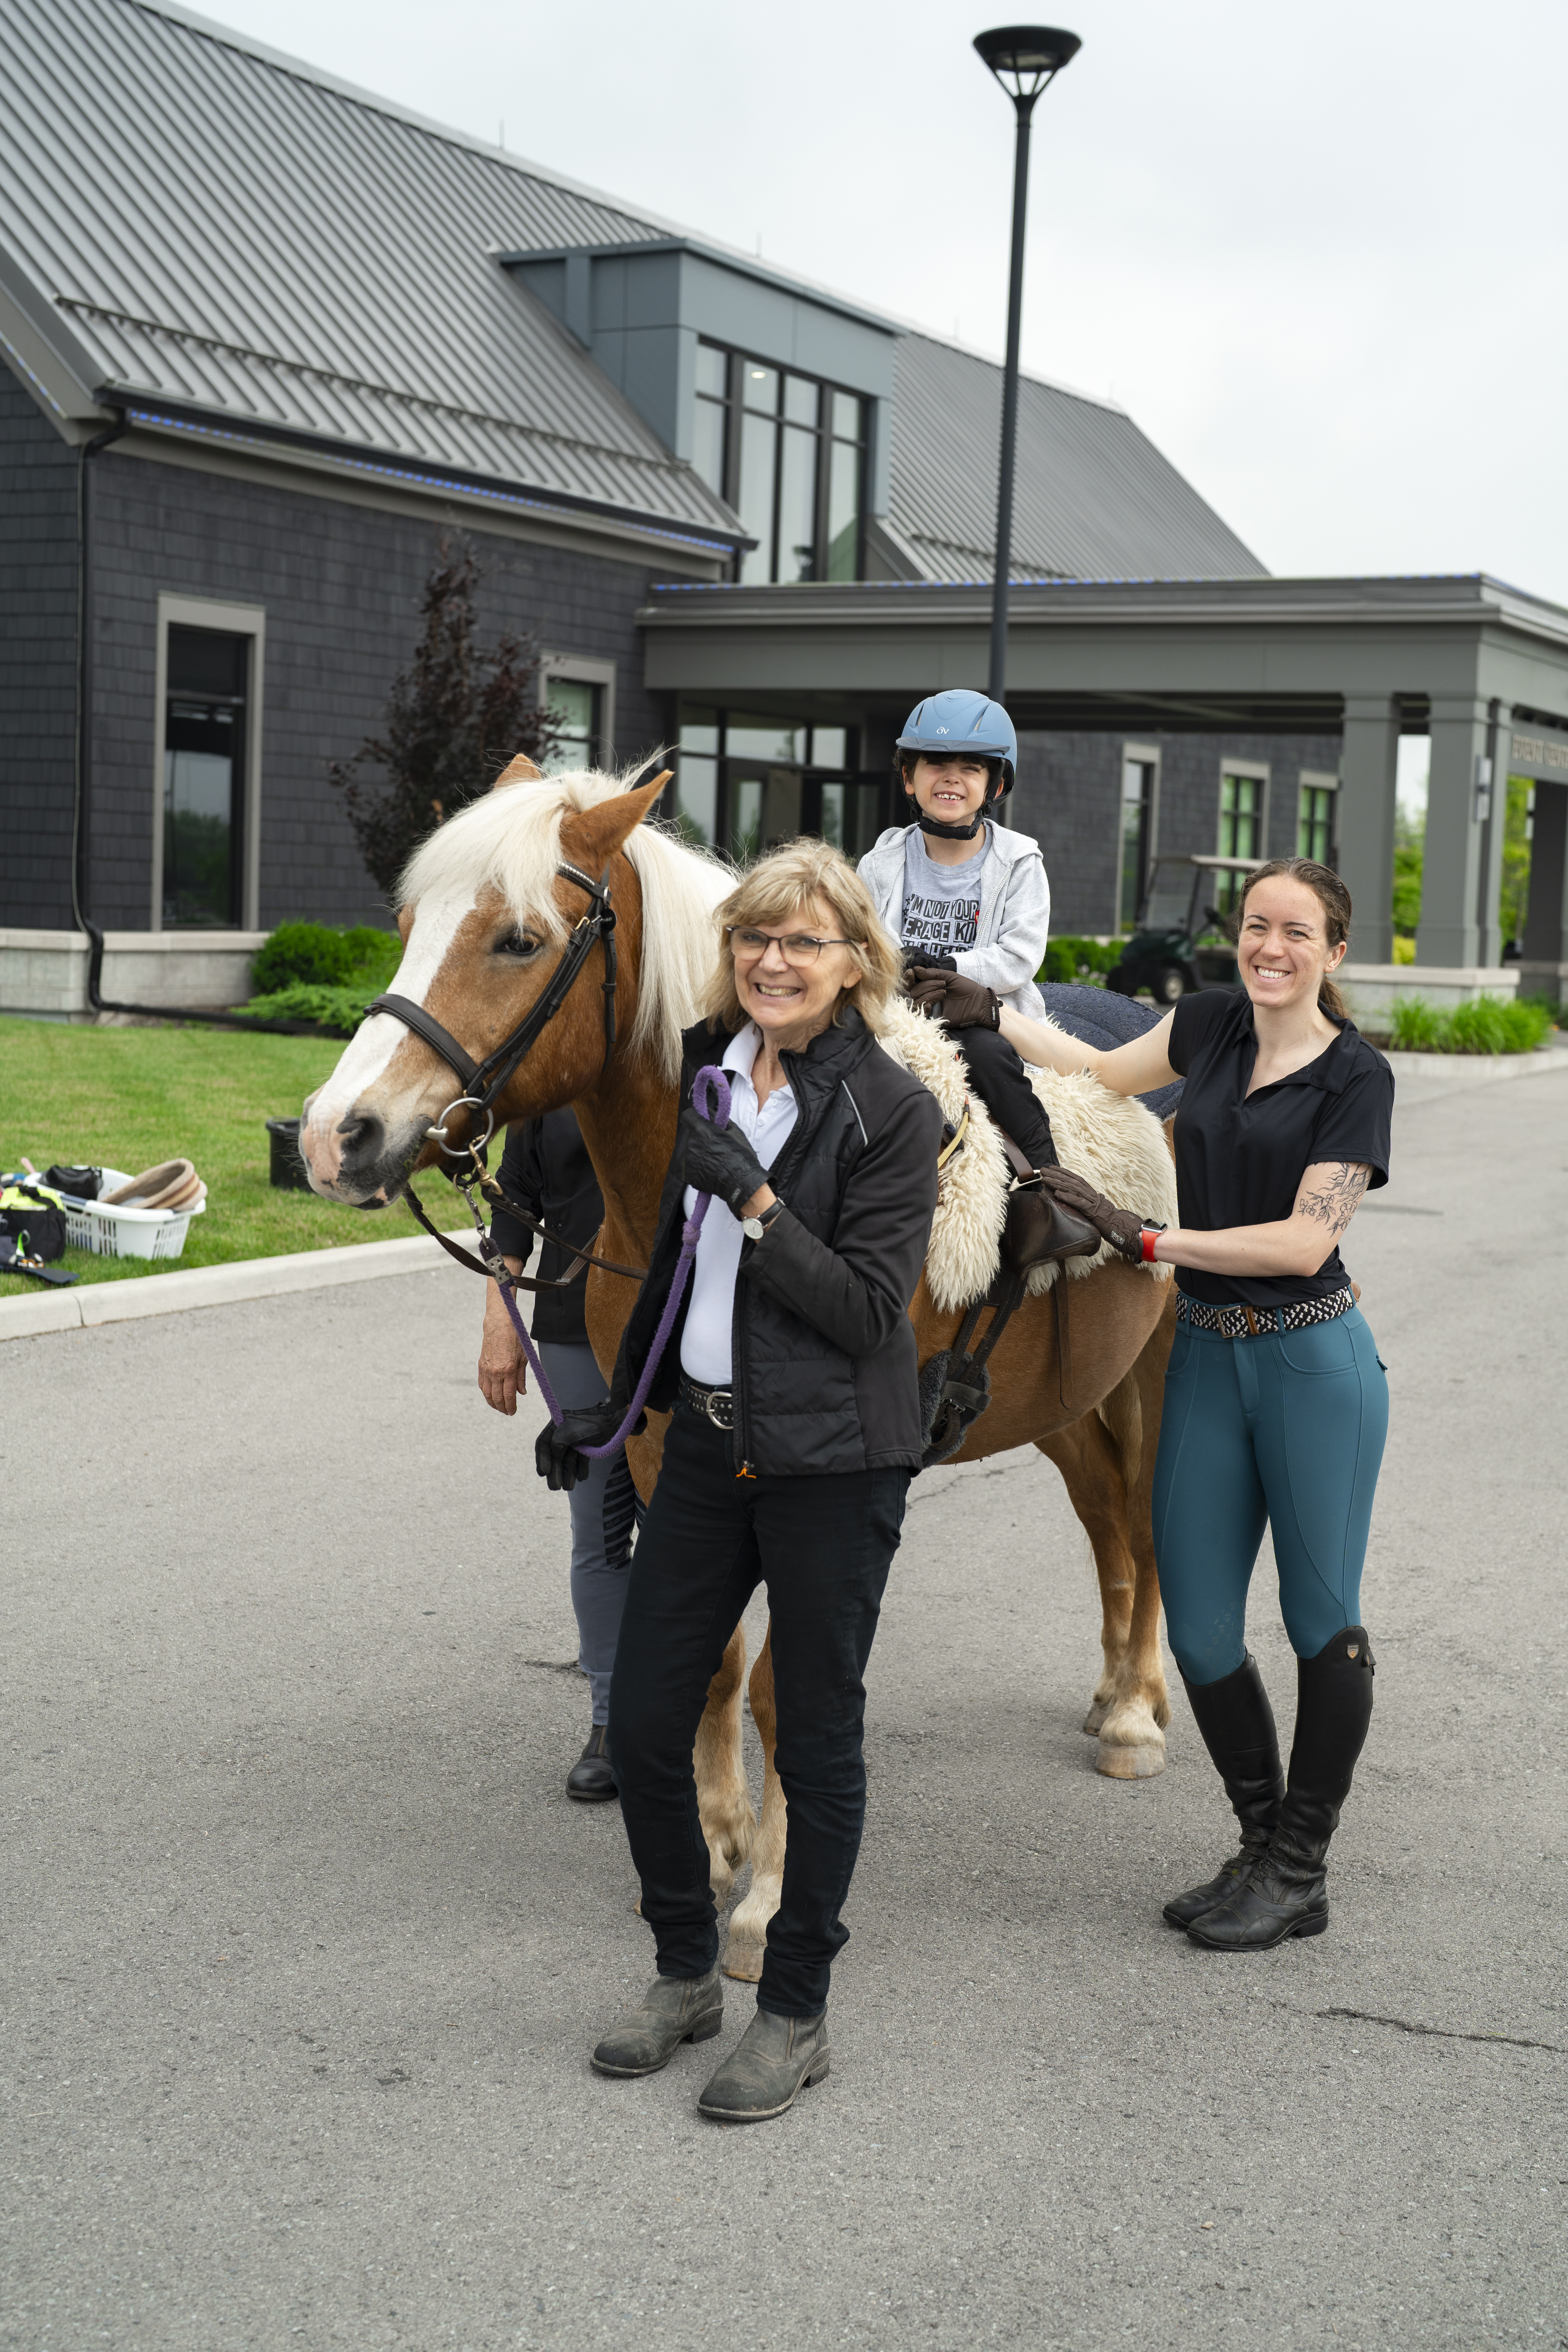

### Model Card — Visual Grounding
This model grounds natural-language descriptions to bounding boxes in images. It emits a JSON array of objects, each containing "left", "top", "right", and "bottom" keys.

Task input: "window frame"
[
  {"left": 694, "top": 340, "right": 867, "bottom": 585},
  {"left": 539, "top": 653, "right": 617, "bottom": 771},
  {"left": 1116, "top": 741, "right": 1161, "bottom": 930},
  {"left": 1296, "top": 769, "right": 1339, "bottom": 865},
  {"left": 1216, "top": 758, "right": 1270, "bottom": 863},
  {"left": 151, "top": 593, "right": 266, "bottom": 933}
]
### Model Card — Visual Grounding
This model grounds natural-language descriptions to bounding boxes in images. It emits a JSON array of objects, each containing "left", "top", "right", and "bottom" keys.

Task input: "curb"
[
  {"left": 0, "top": 1227, "right": 473, "bottom": 1344},
  {"left": 1382, "top": 1044, "right": 1568, "bottom": 1093}
]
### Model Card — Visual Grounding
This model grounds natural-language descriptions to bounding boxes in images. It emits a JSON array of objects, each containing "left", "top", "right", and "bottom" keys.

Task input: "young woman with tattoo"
[{"left": 988, "top": 860, "right": 1393, "bottom": 1950}]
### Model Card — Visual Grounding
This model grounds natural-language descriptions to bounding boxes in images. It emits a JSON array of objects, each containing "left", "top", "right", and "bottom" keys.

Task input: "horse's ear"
[
  {"left": 494, "top": 754, "right": 543, "bottom": 788},
  {"left": 560, "top": 770, "right": 672, "bottom": 871}
]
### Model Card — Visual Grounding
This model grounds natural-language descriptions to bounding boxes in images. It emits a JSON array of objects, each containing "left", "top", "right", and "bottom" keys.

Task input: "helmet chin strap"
[{"left": 909, "top": 785, "right": 999, "bottom": 843}]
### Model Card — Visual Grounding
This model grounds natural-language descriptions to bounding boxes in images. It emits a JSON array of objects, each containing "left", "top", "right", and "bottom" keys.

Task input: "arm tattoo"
[{"left": 1295, "top": 1161, "right": 1371, "bottom": 1240}]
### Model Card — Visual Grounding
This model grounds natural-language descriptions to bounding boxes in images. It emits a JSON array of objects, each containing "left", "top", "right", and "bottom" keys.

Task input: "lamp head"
[{"left": 973, "top": 25, "right": 1082, "bottom": 105}]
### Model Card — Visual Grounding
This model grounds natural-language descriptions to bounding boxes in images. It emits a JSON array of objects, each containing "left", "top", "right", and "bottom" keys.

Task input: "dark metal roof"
[
  {"left": 0, "top": 0, "right": 1264, "bottom": 580},
  {"left": 0, "top": 0, "right": 741, "bottom": 540},
  {"left": 887, "top": 333, "right": 1268, "bottom": 582}
]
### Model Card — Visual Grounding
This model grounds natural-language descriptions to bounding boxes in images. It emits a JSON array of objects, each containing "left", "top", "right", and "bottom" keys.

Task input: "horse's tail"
[{"left": 1095, "top": 1363, "right": 1143, "bottom": 1495}]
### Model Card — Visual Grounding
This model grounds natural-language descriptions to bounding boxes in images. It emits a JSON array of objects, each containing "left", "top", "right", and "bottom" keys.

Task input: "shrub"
[
  {"left": 1391, "top": 934, "right": 1415, "bottom": 965},
  {"left": 234, "top": 981, "right": 382, "bottom": 1037},
  {"left": 1387, "top": 993, "right": 1552, "bottom": 1054},
  {"left": 250, "top": 922, "right": 400, "bottom": 995},
  {"left": 1040, "top": 936, "right": 1120, "bottom": 985}
]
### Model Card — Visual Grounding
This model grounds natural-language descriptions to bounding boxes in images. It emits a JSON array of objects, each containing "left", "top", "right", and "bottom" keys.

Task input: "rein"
[{"left": 411, "top": 1065, "right": 732, "bottom": 1460}]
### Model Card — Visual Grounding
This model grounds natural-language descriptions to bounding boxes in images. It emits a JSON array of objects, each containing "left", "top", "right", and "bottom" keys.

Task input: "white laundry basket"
[{"left": 60, "top": 1167, "right": 207, "bottom": 1262}]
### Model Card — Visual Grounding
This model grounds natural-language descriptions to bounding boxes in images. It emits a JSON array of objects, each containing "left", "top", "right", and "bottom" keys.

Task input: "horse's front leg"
[
  {"left": 694, "top": 1622, "right": 756, "bottom": 1904},
  {"left": 723, "top": 1625, "right": 785, "bottom": 1982},
  {"left": 1039, "top": 1387, "right": 1167, "bottom": 1781}
]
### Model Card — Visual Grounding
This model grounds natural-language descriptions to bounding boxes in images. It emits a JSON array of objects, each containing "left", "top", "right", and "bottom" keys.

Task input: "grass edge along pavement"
[{"left": 0, "top": 1016, "right": 417, "bottom": 1300}]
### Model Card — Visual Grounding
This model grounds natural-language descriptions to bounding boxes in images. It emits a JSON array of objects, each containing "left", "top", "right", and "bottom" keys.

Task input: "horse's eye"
[{"left": 496, "top": 931, "right": 542, "bottom": 959}]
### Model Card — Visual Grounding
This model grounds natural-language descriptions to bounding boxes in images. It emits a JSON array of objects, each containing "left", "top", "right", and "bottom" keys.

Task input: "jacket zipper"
[{"left": 729, "top": 1042, "right": 836, "bottom": 1479}]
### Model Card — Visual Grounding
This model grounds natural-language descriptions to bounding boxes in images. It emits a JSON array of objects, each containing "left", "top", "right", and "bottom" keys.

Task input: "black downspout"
[{"left": 71, "top": 409, "right": 315, "bottom": 1036}]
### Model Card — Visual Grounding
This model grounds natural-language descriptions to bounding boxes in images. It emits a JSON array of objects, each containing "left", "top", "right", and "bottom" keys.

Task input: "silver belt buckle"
[{"left": 704, "top": 1386, "right": 734, "bottom": 1431}]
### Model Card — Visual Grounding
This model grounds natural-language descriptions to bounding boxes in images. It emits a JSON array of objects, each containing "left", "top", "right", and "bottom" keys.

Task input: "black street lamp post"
[{"left": 973, "top": 25, "right": 1081, "bottom": 707}]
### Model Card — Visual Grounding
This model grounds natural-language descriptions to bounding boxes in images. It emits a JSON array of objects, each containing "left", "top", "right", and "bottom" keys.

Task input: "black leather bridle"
[{"left": 363, "top": 858, "right": 618, "bottom": 1160}]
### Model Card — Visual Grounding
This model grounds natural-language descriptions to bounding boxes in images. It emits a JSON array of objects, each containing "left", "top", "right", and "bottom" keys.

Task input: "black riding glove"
[
  {"left": 677, "top": 1103, "right": 768, "bottom": 1220},
  {"left": 534, "top": 1401, "right": 641, "bottom": 1492},
  {"left": 902, "top": 946, "right": 957, "bottom": 977}
]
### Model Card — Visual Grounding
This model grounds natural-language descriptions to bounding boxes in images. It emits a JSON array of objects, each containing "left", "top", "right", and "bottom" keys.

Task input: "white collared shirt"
[{"left": 679, "top": 1024, "right": 798, "bottom": 1386}]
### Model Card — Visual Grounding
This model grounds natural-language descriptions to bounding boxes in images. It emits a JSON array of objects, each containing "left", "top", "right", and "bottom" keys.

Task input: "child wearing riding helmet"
[{"left": 858, "top": 689, "right": 1096, "bottom": 1268}]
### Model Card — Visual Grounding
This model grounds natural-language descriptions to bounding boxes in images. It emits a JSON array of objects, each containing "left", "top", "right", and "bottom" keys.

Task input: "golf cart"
[{"left": 1105, "top": 853, "right": 1268, "bottom": 1004}]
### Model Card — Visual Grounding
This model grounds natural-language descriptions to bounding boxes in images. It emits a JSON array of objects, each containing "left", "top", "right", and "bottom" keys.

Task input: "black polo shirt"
[{"left": 1167, "top": 990, "right": 1393, "bottom": 1309}]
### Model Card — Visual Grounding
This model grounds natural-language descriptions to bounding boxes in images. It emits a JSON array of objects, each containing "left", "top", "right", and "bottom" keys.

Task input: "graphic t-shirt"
[{"left": 899, "top": 825, "right": 988, "bottom": 959}]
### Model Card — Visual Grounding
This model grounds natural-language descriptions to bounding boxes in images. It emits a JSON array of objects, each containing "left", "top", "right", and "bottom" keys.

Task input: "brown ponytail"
[{"left": 1239, "top": 858, "right": 1352, "bottom": 1020}]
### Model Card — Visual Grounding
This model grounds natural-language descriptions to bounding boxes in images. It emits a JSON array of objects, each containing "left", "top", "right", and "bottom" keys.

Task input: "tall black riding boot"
[
  {"left": 1162, "top": 1653, "right": 1283, "bottom": 1928},
  {"left": 1187, "top": 1628, "right": 1375, "bottom": 1951}
]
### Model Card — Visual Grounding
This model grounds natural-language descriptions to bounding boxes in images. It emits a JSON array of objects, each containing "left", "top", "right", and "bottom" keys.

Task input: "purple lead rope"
[{"left": 488, "top": 1065, "right": 732, "bottom": 1457}]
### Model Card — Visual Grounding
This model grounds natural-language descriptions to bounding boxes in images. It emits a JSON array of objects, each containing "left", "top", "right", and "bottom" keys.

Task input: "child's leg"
[{"left": 946, "top": 1021, "right": 1058, "bottom": 1170}]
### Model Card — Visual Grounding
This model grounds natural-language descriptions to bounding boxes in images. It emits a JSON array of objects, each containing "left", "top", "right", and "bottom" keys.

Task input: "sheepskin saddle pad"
[{"left": 876, "top": 996, "right": 1178, "bottom": 1314}]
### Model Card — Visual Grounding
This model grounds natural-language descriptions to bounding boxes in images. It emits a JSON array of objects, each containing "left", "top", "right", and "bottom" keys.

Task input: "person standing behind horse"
[
  {"left": 962, "top": 860, "right": 1392, "bottom": 1951},
  {"left": 477, "top": 1109, "right": 636, "bottom": 1802},
  {"left": 535, "top": 838, "right": 940, "bottom": 2122},
  {"left": 856, "top": 688, "right": 1097, "bottom": 1271}
]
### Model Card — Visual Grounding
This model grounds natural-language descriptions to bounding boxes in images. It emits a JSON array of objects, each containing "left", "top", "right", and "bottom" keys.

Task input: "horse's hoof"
[
  {"left": 721, "top": 1937, "right": 764, "bottom": 1984},
  {"left": 1082, "top": 1698, "right": 1111, "bottom": 1736},
  {"left": 1096, "top": 1732, "right": 1167, "bottom": 1780}
]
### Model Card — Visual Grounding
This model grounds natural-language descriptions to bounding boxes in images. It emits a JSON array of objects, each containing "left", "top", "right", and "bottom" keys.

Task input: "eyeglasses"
[{"left": 726, "top": 926, "right": 854, "bottom": 965}]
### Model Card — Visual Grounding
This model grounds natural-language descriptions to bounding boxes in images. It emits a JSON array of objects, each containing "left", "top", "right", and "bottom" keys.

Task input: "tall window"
[
  {"left": 672, "top": 709, "right": 874, "bottom": 861},
  {"left": 1298, "top": 780, "right": 1337, "bottom": 863},
  {"left": 692, "top": 342, "right": 866, "bottom": 585},
  {"left": 163, "top": 627, "right": 249, "bottom": 928},
  {"left": 1217, "top": 767, "right": 1265, "bottom": 911},
  {"left": 544, "top": 677, "right": 601, "bottom": 772},
  {"left": 1119, "top": 754, "right": 1156, "bottom": 929}
]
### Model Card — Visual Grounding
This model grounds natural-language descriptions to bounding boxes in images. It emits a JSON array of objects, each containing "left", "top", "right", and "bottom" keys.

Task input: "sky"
[{"left": 199, "top": 0, "right": 1568, "bottom": 605}]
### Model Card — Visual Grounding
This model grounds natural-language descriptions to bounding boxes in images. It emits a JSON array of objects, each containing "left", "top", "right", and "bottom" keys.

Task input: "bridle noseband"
[{"left": 363, "top": 859, "right": 618, "bottom": 1160}]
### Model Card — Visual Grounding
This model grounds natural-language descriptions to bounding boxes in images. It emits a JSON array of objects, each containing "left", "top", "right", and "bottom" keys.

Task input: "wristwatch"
[{"left": 741, "top": 1199, "right": 784, "bottom": 1242}]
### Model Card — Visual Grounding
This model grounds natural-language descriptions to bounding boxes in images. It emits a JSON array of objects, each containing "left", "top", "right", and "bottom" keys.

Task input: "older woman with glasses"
[{"left": 536, "top": 837, "right": 941, "bottom": 2123}]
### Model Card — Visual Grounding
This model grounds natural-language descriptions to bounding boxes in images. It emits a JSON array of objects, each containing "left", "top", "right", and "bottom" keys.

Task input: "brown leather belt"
[{"left": 1176, "top": 1285, "right": 1355, "bottom": 1339}]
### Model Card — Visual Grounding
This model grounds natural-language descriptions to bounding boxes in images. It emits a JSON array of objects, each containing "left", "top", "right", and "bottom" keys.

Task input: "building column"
[
  {"left": 1521, "top": 781, "right": 1568, "bottom": 1006},
  {"left": 1418, "top": 692, "right": 1491, "bottom": 967},
  {"left": 1338, "top": 694, "right": 1400, "bottom": 964},
  {"left": 1474, "top": 700, "right": 1512, "bottom": 967}
]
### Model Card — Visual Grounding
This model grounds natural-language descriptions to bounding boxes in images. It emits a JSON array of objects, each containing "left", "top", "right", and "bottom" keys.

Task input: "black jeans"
[
  {"left": 943, "top": 1018, "right": 1057, "bottom": 1169},
  {"left": 606, "top": 1403, "right": 910, "bottom": 2016}
]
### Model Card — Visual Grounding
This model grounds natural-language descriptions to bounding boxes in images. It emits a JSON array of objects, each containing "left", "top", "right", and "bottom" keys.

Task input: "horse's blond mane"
[{"left": 396, "top": 767, "right": 732, "bottom": 1082}]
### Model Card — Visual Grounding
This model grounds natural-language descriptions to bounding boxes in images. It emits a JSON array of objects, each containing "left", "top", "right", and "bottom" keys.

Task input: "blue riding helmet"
[{"left": 895, "top": 689, "right": 1016, "bottom": 794}]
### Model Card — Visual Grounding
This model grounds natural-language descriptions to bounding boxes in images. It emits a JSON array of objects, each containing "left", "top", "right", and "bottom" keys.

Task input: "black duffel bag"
[
  {"left": 0, "top": 1180, "right": 70, "bottom": 1262},
  {"left": 45, "top": 1163, "right": 102, "bottom": 1200}
]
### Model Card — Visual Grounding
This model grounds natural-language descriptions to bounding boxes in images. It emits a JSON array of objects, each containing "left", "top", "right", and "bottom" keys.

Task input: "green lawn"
[{"left": 0, "top": 1018, "right": 418, "bottom": 1299}]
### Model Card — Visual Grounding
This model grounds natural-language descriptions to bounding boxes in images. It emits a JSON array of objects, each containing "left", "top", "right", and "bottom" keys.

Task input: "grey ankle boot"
[
  {"left": 590, "top": 1965, "right": 724, "bottom": 2077},
  {"left": 697, "top": 2007, "right": 830, "bottom": 2123}
]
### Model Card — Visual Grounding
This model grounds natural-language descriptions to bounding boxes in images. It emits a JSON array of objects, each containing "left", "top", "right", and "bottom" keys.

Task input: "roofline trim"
[
  {"left": 499, "top": 240, "right": 900, "bottom": 339},
  {"left": 113, "top": 399, "right": 750, "bottom": 555},
  {"left": 636, "top": 572, "right": 1568, "bottom": 644}
]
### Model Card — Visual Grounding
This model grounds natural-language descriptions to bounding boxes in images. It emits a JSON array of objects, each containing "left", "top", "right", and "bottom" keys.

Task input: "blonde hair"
[{"left": 702, "top": 836, "right": 903, "bottom": 1035}]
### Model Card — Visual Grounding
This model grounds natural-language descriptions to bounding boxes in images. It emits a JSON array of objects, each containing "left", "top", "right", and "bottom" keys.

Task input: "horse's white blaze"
[{"left": 299, "top": 885, "right": 475, "bottom": 1187}]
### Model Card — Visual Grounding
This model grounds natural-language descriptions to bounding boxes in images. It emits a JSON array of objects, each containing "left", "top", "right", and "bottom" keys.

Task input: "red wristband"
[{"left": 1141, "top": 1228, "right": 1160, "bottom": 1263}]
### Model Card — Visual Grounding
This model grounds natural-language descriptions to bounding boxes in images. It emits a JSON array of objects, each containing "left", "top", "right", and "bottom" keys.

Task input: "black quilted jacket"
[{"left": 614, "top": 1009, "right": 942, "bottom": 1476}]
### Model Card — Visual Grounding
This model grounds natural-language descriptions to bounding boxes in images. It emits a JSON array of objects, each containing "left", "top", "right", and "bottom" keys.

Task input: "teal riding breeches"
[{"left": 1151, "top": 1306, "right": 1389, "bottom": 1686}]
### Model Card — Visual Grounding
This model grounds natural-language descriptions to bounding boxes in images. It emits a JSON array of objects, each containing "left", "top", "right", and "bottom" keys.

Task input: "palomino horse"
[{"left": 300, "top": 766, "right": 1176, "bottom": 1981}]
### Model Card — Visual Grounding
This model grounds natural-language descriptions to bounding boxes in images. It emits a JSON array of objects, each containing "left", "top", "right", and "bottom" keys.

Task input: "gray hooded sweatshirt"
[{"left": 858, "top": 819, "right": 1050, "bottom": 1023}]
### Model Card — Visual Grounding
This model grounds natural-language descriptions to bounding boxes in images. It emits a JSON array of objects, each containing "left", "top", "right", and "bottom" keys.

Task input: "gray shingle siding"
[
  {"left": 1013, "top": 728, "right": 1342, "bottom": 937},
  {"left": 0, "top": 380, "right": 81, "bottom": 927},
  {"left": 83, "top": 449, "right": 673, "bottom": 929}
]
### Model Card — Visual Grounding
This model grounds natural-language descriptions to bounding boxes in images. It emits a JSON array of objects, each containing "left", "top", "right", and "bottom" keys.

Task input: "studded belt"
[
  {"left": 1176, "top": 1284, "right": 1355, "bottom": 1339},
  {"left": 678, "top": 1373, "right": 735, "bottom": 1429}
]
